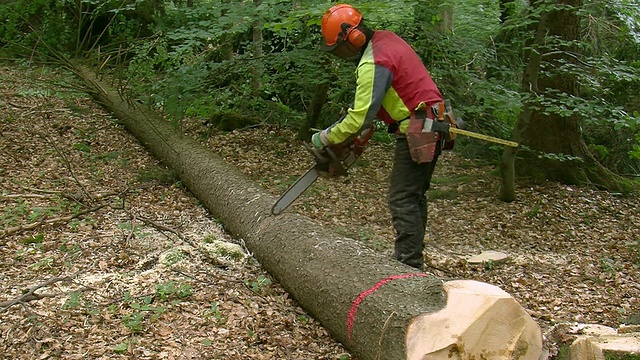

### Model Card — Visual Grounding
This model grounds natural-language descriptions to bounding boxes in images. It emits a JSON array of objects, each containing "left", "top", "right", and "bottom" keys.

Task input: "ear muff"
[
  {"left": 341, "top": 23, "right": 366, "bottom": 48},
  {"left": 347, "top": 26, "right": 366, "bottom": 48}
]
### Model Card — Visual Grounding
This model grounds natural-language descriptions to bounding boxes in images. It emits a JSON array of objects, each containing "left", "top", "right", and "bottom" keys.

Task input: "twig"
[
  {"left": 7, "top": 101, "right": 41, "bottom": 110},
  {"left": 23, "top": 130, "right": 94, "bottom": 203},
  {"left": 542, "top": 50, "right": 592, "bottom": 67},
  {"left": 125, "top": 215, "right": 137, "bottom": 244},
  {"left": 376, "top": 311, "right": 397, "bottom": 360},
  {"left": 21, "top": 187, "right": 62, "bottom": 195},
  {"left": 46, "top": 135, "right": 94, "bottom": 202},
  {"left": 2, "top": 194, "right": 50, "bottom": 199},
  {"left": 423, "top": 261, "right": 460, "bottom": 278},
  {"left": 0, "top": 203, "right": 108, "bottom": 238},
  {"left": 0, "top": 275, "right": 72, "bottom": 312},
  {"left": 170, "top": 268, "right": 237, "bottom": 284},
  {"left": 6, "top": 187, "right": 117, "bottom": 207},
  {"left": 169, "top": 268, "right": 272, "bottom": 302},
  {"left": 24, "top": 108, "right": 73, "bottom": 117}
]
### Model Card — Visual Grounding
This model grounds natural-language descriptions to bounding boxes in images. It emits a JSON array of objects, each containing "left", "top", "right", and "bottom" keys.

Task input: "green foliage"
[
  {"left": 605, "top": 353, "right": 640, "bottom": 360},
  {"left": 428, "top": 188, "right": 461, "bottom": 200},
  {"left": 118, "top": 281, "right": 192, "bottom": 336},
  {"left": 123, "top": 1, "right": 324, "bottom": 128},
  {"left": 62, "top": 291, "right": 83, "bottom": 309},
  {"left": 1, "top": 197, "right": 29, "bottom": 228},
  {"left": 576, "top": 57, "right": 640, "bottom": 174},
  {"left": 113, "top": 341, "right": 129, "bottom": 354},
  {"left": 205, "top": 301, "right": 223, "bottom": 321},
  {"left": 3, "top": 0, "right": 640, "bottom": 175},
  {"left": 524, "top": 206, "right": 541, "bottom": 218},
  {"left": 556, "top": 343, "right": 571, "bottom": 360},
  {"left": 20, "top": 233, "right": 44, "bottom": 245},
  {"left": 117, "top": 221, "right": 153, "bottom": 239},
  {"left": 484, "top": 259, "right": 495, "bottom": 270},
  {"left": 29, "top": 256, "right": 54, "bottom": 270},
  {"left": 155, "top": 281, "right": 192, "bottom": 301},
  {"left": 0, "top": 0, "right": 73, "bottom": 53},
  {"left": 1, "top": 196, "right": 73, "bottom": 233},
  {"left": 0, "top": 0, "right": 160, "bottom": 56},
  {"left": 244, "top": 274, "right": 272, "bottom": 294},
  {"left": 122, "top": 310, "right": 146, "bottom": 333},
  {"left": 600, "top": 256, "right": 623, "bottom": 274}
]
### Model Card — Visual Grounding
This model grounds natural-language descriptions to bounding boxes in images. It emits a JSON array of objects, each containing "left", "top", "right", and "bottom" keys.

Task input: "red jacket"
[{"left": 323, "top": 30, "right": 443, "bottom": 144}]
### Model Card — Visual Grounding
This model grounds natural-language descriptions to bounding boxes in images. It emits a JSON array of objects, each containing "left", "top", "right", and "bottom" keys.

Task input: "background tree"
[{"left": 500, "top": 0, "right": 634, "bottom": 201}]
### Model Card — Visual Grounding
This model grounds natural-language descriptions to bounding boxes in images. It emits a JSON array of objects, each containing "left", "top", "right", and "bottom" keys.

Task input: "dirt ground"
[{"left": 1, "top": 64, "right": 639, "bottom": 359}]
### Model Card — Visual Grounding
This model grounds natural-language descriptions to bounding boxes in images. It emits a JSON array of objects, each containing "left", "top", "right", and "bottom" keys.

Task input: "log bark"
[{"left": 75, "top": 66, "right": 544, "bottom": 360}]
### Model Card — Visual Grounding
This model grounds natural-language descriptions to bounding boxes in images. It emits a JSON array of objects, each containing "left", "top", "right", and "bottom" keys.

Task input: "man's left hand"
[{"left": 311, "top": 132, "right": 327, "bottom": 150}]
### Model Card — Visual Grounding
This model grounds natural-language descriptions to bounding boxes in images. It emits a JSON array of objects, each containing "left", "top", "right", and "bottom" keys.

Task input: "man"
[{"left": 311, "top": 4, "right": 446, "bottom": 270}]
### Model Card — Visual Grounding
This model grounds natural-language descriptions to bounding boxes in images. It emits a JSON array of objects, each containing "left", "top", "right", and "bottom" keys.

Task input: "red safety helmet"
[{"left": 321, "top": 4, "right": 366, "bottom": 52}]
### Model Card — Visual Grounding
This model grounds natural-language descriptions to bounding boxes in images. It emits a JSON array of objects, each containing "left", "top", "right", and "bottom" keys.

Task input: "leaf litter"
[{"left": 1, "top": 65, "right": 639, "bottom": 359}]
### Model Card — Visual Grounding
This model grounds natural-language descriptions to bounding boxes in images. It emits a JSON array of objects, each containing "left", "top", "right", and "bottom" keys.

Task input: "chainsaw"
[{"left": 270, "top": 125, "right": 375, "bottom": 215}]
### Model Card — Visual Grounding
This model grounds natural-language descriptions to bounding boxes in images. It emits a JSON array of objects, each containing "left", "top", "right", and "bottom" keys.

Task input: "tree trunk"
[
  {"left": 500, "top": 0, "right": 633, "bottom": 199},
  {"left": 75, "top": 66, "right": 544, "bottom": 360},
  {"left": 220, "top": 0, "right": 233, "bottom": 61},
  {"left": 518, "top": 0, "right": 586, "bottom": 184},
  {"left": 298, "top": 82, "right": 329, "bottom": 141},
  {"left": 251, "top": 0, "right": 263, "bottom": 96},
  {"left": 499, "top": 4, "right": 550, "bottom": 202}
]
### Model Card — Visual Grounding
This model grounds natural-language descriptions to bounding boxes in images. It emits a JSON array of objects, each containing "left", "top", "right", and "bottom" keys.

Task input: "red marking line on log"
[{"left": 347, "top": 273, "right": 428, "bottom": 341}]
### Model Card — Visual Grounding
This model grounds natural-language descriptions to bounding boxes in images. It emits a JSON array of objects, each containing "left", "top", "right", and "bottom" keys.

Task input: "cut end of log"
[
  {"left": 406, "top": 279, "right": 544, "bottom": 360},
  {"left": 568, "top": 323, "right": 640, "bottom": 360},
  {"left": 467, "top": 250, "right": 509, "bottom": 265}
]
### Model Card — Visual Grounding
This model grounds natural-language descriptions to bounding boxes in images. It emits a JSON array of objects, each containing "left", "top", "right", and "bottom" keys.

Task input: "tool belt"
[{"left": 406, "top": 107, "right": 441, "bottom": 164}]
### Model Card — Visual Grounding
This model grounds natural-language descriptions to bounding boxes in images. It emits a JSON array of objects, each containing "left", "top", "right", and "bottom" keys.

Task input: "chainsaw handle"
[
  {"left": 353, "top": 124, "right": 375, "bottom": 149},
  {"left": 303, "top": 125, "right": 375, "bottom": 177},
  {"left": 304, "top": 143, "right": 332, "bottom": 164},
  {"left": 303, "top": 143, "right": 349, "bottom": 176}
]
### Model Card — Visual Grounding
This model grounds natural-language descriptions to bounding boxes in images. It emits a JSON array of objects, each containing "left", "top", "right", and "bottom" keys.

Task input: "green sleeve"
[{"left": 324, "top": 62, "right": 377, "bottom": 145}]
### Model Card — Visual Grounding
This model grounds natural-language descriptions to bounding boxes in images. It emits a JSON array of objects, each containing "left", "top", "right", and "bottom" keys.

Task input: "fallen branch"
[
  {"left": 24, "top": 186, "right": 121, "bottom": 201},
  {"left": 0, "top": 203, "right": 108, "bottom": 239},
  {"left": 0, "top": 275, "right": 72, "bottom": 312},
  {"left": 46, "top": 134, "right": 94, "bottom": 202},
  {"left": 1, "top": 194, "right": 51, "bottom": 199}
]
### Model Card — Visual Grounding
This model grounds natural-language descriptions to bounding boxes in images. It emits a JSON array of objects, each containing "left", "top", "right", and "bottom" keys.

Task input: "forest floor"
[{"left": 1, "top": 64, "right": 639, "bottom": 360}]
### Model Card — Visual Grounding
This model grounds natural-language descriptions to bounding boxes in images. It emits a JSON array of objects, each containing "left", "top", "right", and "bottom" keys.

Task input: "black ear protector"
[{"left": 340, "top": 22, "right": 367, "bottom": 48}]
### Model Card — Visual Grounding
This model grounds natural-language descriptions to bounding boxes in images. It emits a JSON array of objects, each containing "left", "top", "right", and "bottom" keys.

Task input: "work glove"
[{"left": 311, "top": 131, "right": 328, "bottom": 150}]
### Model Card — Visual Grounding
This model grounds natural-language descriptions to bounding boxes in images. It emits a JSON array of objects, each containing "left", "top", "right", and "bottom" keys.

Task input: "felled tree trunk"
[{"left": 76, "top": 66, "right": 544, "bottom": 360}]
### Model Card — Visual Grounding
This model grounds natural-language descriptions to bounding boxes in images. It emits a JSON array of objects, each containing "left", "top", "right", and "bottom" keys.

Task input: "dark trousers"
[{"left": 388, "top": 137, "right": 440, "bottom": 269}]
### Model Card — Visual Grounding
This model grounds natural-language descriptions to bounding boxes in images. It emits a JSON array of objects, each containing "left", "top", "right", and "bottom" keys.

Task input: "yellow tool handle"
[{"left": 450, "top": 127, "right": 519, "bottom": 148}]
